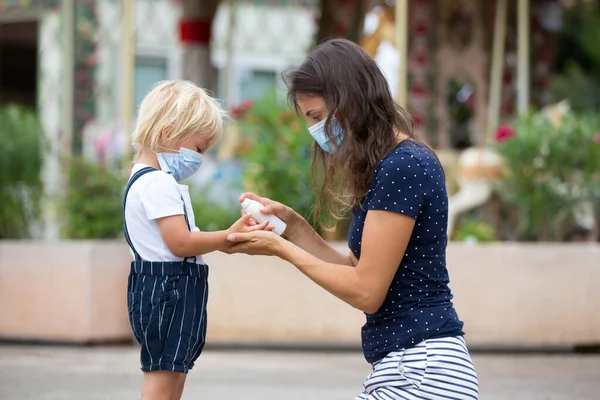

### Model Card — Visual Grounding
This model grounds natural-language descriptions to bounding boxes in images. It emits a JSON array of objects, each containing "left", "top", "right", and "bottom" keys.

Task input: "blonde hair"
[{"left": 132, "top": 80, "right": 226, "bottom": 154}]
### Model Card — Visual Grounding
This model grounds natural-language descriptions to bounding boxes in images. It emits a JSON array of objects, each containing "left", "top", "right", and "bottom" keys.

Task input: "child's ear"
[{"left": 160, "top": 126, "right": 173, "bottom": 144}]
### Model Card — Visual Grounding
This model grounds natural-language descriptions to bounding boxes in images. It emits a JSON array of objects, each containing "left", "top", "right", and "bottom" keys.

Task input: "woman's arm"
[
  {"left": 228, "top": 209, "right": 413, "bottom": 314},
  {"left": 282, "top": 210, "right": 413, "bottom": 313},
  {"left": 286, "top": 215, "right": 355, "bottom": 266}
]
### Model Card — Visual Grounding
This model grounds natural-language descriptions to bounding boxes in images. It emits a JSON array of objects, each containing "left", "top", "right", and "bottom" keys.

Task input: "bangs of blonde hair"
[{"left": 132, "top": 80, "right": 226, "bottom": 154}]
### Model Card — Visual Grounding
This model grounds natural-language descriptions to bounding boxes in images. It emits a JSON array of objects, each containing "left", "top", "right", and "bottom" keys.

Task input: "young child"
[{"left": 123, "top": 80, "right": 268, "bottom": 400}]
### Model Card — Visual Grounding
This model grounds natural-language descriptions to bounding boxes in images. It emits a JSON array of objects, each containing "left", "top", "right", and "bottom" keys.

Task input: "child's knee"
[
  {"left": 173, "top": 375, "right": 186, "bottom": 400},
  {"left": 142, "top": 371, "right": 184, "bottom": 400}
]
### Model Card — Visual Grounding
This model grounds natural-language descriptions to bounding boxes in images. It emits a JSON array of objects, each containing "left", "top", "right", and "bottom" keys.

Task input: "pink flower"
[
  {"left": 240, "top": 99, "right": 253, "bottom": 110},
  {"left": 595, "top": 133, "right": 600, "bottom": 145},
  {"left": 495, "top": 124, "right": 516, "bottom": 142},
  {"left": 230, "top": 100, "right": 253, "bottom": 119},
  {"left": 76, "top": 70, "right": 88, "bottom": 84},
  {"left": 94, "top": 134, "right": 110, "bottom": 164},
  {"left": 85, "top": 53, "right": 98, "bottom": 67},
  {"left": 230, "top": 106, "right": 241, "bottom": 119}
]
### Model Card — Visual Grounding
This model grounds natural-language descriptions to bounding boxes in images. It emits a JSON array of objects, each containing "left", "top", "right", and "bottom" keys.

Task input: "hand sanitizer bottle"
[{"left": 241, "top": 198, "right": 287, "bottom": 236}]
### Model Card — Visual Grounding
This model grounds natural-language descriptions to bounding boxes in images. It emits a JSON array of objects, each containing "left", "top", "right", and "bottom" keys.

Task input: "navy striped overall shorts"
[{"left": 123, "top": 166, "right": 209, "bottom": 374}]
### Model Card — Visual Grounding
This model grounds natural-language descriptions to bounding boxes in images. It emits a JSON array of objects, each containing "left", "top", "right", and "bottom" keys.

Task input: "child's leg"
[
  {"left": 142, "top": 371, "right": 184, "bottom": 400},
  {"left": 174, "top": 374, "right": 187, "bottom": 400}
]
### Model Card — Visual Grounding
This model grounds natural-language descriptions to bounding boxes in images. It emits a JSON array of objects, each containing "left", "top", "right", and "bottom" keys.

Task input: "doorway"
[{"left": 0, "top": 20, "right": 38, "bottom": 108}]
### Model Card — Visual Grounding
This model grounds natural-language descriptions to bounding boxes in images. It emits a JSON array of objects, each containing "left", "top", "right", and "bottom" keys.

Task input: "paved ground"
[{"left": 0, "top": 345, "right": 599, "bottom": 399}]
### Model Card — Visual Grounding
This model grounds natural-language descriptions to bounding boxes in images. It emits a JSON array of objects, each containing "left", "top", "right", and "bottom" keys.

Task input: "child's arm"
[{"left": 157, "top": 213, "right": 269, "bottom": 257}]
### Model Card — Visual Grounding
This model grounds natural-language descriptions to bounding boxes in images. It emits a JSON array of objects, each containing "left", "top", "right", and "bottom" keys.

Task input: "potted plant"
[
  {"left": 495, "top": 107, "right": 600, "bottom": 241},
  {"left": 0, "top": 105, "right": 44, "bottom": 239}
]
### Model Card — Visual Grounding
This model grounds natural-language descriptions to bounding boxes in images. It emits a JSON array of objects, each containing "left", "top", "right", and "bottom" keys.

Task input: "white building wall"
[
  {"left": 95, "top": 0, "right": 182, "bottom": 125},
  {"left": 87, "top": 0, "right": 316, "bottom": 164},
  {"left": 87, "top": 0, "right": 182, "bottom": 164},
  {"left": 211, "top": 3, "right": 317, "bottom": 106}
]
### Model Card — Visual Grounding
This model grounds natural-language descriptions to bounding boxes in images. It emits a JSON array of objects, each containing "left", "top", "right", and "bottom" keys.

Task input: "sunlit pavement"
[{"left": 0, "top": 345, "right": 599, "bottom": 399}]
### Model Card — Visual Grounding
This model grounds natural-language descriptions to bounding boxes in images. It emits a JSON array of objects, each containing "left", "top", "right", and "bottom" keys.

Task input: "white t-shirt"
[{"left": 124, "top": 163, "right": 205, "bottom": 264}]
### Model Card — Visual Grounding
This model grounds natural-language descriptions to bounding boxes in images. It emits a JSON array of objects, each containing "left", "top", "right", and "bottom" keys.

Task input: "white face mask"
[
  {"left": 154, "top": 146, "right": 203, "bottom": 182},
  {"left": 307, "top": 117, "right": 345, "bottom": 153}
]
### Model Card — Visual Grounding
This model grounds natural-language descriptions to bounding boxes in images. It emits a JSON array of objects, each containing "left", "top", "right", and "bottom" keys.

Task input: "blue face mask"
[
  {"left": 156, "top": 147, "right": 203, "bottom": 182},
  {"left": 308, "top": 118, "right": 345, "bottom": 153}
]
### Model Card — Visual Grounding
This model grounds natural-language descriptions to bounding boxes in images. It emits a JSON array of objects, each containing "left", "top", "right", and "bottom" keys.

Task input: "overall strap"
[
  {"left": 123, "top": 166, "right": 196, "bottom": 263},
  {"left": 180, "top": 195, "right": 196, "bottom": 264},
  {"left": 123, "top": 167, "right": 157, "bottom": 260}
]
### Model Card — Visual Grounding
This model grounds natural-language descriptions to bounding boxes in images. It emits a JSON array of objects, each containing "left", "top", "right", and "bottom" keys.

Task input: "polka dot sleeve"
[{"left": 367, "top": 151, "right": 428, "bottom": 219}]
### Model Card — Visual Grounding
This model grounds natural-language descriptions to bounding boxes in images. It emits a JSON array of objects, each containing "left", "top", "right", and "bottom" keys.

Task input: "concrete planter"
[
  {"left": 446, "top": 242, "right": 600, "bottom": 349},
  {"left": 0, "top": 241, "right": 132, "bottom": 343},
  {"left": 1, "top": 240, "right": 599, "bottom": 348}
]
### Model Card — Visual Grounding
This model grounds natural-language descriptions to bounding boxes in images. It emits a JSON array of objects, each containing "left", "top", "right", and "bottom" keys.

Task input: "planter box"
[
  {"left": 0, "top": 241, "right": 131, "bottom": 343},
  {"left": 446, "top": 242, "right": 600, "bottom": 348},
  {"left": 1, "top": 240, "right": 599, "bottom": 348}
]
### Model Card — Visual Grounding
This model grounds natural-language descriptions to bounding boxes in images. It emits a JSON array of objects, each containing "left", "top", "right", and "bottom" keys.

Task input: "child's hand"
[{"left": 227, "top": 213, "right": 274, "bottom": 236}]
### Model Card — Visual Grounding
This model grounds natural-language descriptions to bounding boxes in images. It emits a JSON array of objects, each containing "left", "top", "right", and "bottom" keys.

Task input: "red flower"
[
  {"left": 240, "top": 99, "right": 253, "bottom": 110},
  {"left": 230, "top": 106, "right": 241, "bottom": 119},
  {"left": 415, "top": 52, "right": 427, "bottom": 65},
  {"left": 414, "top": 21, "right": 428, "bottom": 35},
  {"left": 85, "top": 53, "right": 98, "bottom": 67},
  {"left": 495, "top": 124, "right": 516, "bottom": 142},
  {"left": 465, "top": 93, "right": 475, "bottom": 109},
  {"left": 230, "top": 100, "right": 253, "bottom": 119},
  {"left": 412, "top": 83, "right": 425, "bottom": 95}
]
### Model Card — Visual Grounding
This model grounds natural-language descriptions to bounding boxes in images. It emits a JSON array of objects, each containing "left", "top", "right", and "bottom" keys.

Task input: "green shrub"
[
  {"left": 0, "top": 105, "right": 44, "bottom": 238},
  {"left": 190, "top": 186, "right": 241, "bottom": 232},
  {"left": 495, "top": 111, "right": 600, "bottom": 241},
  {"left": 551, "top": 63, "right": 600, "bottom": 111},
  {"left": 63, "top": 158, "right": 126, "bottom": 239},
  {"left": 454, "top": 217, "right": 495, "bottom": 243},
  {"left": 551, "top": 3, "right": 600, "bottom": 111}
]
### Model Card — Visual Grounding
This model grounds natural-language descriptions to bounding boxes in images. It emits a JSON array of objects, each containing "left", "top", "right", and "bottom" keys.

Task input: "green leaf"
[
  {"left": 0, "top": 105, "right": 45, "bottom": 238},
  {"left": 494, "top": 109, "right": 600, "bottom": 241}
]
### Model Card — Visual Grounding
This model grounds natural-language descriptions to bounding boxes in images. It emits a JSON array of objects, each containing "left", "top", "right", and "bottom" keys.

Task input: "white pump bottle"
[{"left": 241, "top": 198, "right": 287, "bottom": 236}]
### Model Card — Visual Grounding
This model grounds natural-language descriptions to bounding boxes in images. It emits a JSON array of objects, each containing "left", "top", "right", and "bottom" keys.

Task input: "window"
[
  {"left": 134, "top": 56, "right": 168, "bottom": 114},
  {"left": 239, "top": 69, "right": 277, "bottom": 102}
]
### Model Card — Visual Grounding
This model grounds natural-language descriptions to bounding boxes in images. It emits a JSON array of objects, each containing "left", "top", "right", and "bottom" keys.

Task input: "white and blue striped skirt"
[{"left": 355, "top": 336, "right": 479, "bottom": 400}]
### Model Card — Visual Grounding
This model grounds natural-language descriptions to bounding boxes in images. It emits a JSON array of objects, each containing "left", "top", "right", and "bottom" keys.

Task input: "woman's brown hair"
[{"left": 285, "top": 38, "right": 435, "bottom": 226}]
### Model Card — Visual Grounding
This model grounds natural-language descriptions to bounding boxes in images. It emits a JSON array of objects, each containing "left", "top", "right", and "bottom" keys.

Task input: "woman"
[{"left": 225, "top": 39, "right": 479, "bottom": 399}]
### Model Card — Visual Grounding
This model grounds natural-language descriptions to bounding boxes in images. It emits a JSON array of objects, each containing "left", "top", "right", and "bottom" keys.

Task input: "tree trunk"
[
  {"left": 316, "top": 0, "right": 368, "bottom": 44},
  {"left": 348, "top": 0, "right": 366, "bottom": 44},
  {"left": 316, "top": 0, "right": 334, "bottom": 44},
  {"left": 180, "top": 0, "right": 220, "bottom": 90}
]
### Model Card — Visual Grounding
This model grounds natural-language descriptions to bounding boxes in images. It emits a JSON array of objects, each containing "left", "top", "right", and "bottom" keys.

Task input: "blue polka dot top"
[{"left": 348, "top": 140, "right": 464, "bottom": 364}]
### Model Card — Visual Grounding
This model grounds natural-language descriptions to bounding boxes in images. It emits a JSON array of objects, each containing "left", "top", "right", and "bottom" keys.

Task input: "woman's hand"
[
  {"left": 239, "top": 192, "right": 301, "bottom": 234},
  {"left": 238, "top": 193, "right": 352, "bottom": 266},
  {"left": 222, "top": 230, "right": 286, "bottom": 257}
]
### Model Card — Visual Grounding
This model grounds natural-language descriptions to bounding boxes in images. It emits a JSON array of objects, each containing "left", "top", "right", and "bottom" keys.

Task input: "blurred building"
[
  {"left": 0, "top": 0, "right": 317, "bottom": 155},
  {"left": 0, "top": 0, "right": 319, "bottom": 238},
  {"left": 0, "top": 0, "right": 575, "bottom": 153},
  {"left": 0, "top": 0, "right": 587, "bottom": 237}
]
